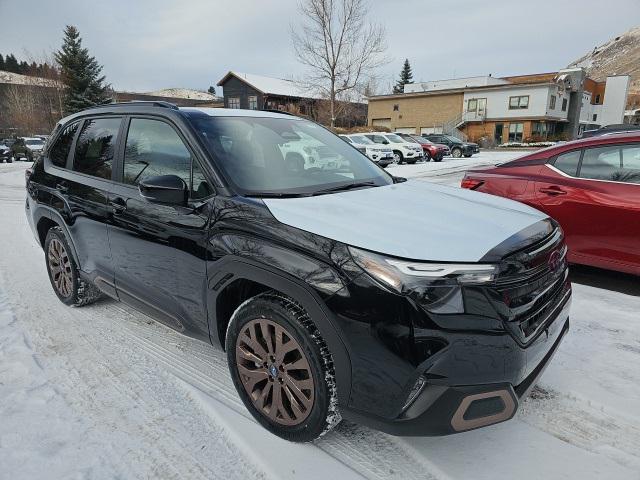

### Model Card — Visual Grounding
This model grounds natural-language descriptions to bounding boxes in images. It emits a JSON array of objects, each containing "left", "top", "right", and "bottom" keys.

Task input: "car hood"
[{"left": 263, "top": 180, "right": 548, "bottom": 262}]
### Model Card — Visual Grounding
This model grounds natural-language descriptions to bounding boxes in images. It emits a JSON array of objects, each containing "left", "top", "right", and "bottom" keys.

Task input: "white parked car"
[
  {"left": 280, "top": 130, "right": 347, "bottom": 171},
  {"left": 363, "top": 132, "right": 423, "bottom": 164},
  {"left": 340, "top": 134, "right": 394, "bottom": 168}
]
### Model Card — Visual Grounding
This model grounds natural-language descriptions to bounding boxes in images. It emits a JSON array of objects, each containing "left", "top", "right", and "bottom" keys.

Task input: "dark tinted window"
[
  {"left": 579, "top": 146, "right": 621, "bottom": 181},
  {"left": 123, "top": 118, "right": 212, "bottom": 199},
  {"left": 553, "top": 150, "right": 581, "bottom": 176},
  {"left": 73, "top": 118, "right": 121, "bottom": 179},
  {"left": 50, "top": 122, "right": 79, "bottom": 167}
]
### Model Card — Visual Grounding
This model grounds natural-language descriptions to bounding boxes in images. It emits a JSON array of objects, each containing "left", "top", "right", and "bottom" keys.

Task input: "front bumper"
[{"left": 342, "top": 302, "right": 570, "bottom": 436}]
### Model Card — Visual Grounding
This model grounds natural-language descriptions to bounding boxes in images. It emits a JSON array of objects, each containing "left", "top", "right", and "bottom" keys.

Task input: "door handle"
[
  {"left": 109, "top": 197, "right": 127, "bottom": 213},
  {"left": 539, "top": 186, "right": 566, "bottom": 196},
  {"left": 55, "top": 182, "right": 68, "bottom": 194}
]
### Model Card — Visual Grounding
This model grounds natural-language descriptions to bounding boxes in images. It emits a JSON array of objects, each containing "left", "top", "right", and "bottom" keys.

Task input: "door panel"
[
  {"left": 54, "top": 117, "right": 122, "bottom": 291},
  {"left": 108, "top": 117, "right": 213, "bottom": 338},
  {"left": 535, "top": 146, "right": 640, "bottom": 273}
]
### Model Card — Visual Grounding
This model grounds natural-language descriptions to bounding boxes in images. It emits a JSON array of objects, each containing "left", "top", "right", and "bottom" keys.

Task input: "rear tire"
[
  {"left": 7, "top": 157, "right": 13, "bottom": 164},
  {"left": 226, "top": 292, "right": 340, "bottom": 442},
  {"left": 44, "top": 227, "right": 103, "bottom": 307}
]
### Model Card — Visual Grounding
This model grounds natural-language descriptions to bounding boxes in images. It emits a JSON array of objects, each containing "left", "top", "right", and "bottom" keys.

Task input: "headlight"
[
  {"left": 349, "top": 246, "right": 498, "bottom": 291},
  {"left": 349, "top": 246, "right": 499, "bottom": 314}
]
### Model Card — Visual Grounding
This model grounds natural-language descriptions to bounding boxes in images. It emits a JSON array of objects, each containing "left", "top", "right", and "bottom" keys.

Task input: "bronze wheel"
[
  {"left": 235, "top": 318, "right": 315, "bottom": 426},
  {"left": 48, "top": 238, "right": 73, "bottom": 298}
]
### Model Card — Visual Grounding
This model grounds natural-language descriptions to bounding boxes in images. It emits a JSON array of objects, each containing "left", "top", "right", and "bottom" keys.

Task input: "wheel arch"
[
  {"left": 208, "top": 257, "right": 352, "bottom": 405},
  {"left": 34, "top": 206, "right": 81, "bottom": 269}
]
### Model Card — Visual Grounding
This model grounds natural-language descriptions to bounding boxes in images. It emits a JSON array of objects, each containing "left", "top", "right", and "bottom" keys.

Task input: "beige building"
[{"left": 367, "top": 69, "right": 630, "bottom": 143}]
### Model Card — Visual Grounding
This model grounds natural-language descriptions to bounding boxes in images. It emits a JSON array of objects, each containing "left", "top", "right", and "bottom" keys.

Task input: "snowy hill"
[
  {"left": 568, "top": 25, "right": 640, "bottom": 94},
  {"left": 144, "top": 88, "right": 219, "bottom": 101}
]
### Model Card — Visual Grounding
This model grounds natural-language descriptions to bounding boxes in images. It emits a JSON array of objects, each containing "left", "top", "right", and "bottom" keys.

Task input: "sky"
[{"left": 0, "top": 0, "right": 638, "bottom": 95}]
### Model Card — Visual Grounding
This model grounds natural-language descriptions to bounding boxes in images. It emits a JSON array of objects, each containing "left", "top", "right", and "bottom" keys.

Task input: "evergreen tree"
[
  {"left": 55, "top": 25, "right": 111, "bottom": 114},
  {"left": 208, "top": 85, "right": 216, "bottom": 95},
  {"left": 5, "top": 54, "right": 19, "bottom": 73},
  {"left": 0, "top": 54, "right": 4, "bottom": 71},
  {"left": 393, "top": 59, "right": 414, "bottom": 94}
]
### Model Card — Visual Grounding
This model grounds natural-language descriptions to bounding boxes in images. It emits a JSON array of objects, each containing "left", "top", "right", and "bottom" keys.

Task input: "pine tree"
[
  {"left": 5, "top": 54, "right": 19, "bottom": 73},
  {"left": 208, "top": 86, "right": 216, "bottom": 95},
  {"left": 0, "top": 54, "right": 4, "bottom": 71},
  {"left": 393, "top": 59, "right": 414, "bottom": 94},
  {"left": 55, "top": 25, "right": 111, "bottom": 114}
]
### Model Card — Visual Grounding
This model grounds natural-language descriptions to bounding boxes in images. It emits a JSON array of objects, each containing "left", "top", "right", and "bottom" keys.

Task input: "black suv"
[
  {"left": 26, "top": 102, "right": 571, "bottom": 442},
  {"left": 423, "top": 134, "right": 479, "bottom": 158}
]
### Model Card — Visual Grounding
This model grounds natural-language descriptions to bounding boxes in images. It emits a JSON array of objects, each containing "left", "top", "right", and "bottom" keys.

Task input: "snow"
[
  {"left": 220, "top": 72, "right": 321, "bottom": 99},
  {"left": 1, "top": 154, "right": 640, "bottom": 479},
  {"left": 144, "top": 88, "right": 219, "bottom": 101},
  {"left": 0, "top": 70, "right": 61, "bottom": 87}
]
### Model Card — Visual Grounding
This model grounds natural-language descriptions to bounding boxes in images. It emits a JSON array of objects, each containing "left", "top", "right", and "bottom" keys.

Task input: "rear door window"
[
  {"left": 49, "top": 122, "right": 79, "bottom": 168},
  {"left": 73, "top": 118, "right": 122, "bottom": 179},
  {"left": 579, "top": 146, "right": 622, "bottom": 182},
  {"left": 620, "top": 144, "right": 640, "bottom": 184},
  {"left": 552, "top": 150, "right": 581, "bottom": 176}
]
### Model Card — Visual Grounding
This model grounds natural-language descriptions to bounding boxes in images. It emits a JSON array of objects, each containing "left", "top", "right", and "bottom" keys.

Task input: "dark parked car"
[
  {"left": 26, "top": 102, "right": 570, "bottom": 442},
  {"left": 10, "top": 137, "right": 46, "bottom": 161},
  {"left": 423, "top": 134, "right": 479, "bottom": 158},
  {"left": 461, "top": 133, "right": 640, "bottom": 275},
  {"left": 579, "top": 123, "right": 640, "bottom": 139}
]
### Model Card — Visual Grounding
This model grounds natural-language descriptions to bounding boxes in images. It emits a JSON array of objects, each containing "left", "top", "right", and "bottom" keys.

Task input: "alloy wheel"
[
  {"left": 235, "top": 318, "right": 315, "bottom": 426},
  {"left": 48, "top": 238, "right": 73, "bottom": 298}
]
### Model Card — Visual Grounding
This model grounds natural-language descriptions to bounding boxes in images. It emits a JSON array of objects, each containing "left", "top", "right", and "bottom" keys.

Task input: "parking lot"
[{"left": 1, "top": 153, "right": 639, "bottom": 480}]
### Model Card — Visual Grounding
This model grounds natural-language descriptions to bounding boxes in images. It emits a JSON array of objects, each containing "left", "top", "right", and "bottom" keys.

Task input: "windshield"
[
  {"left": 25, "top": 139, "right": 44, "bottom": 146},
  {"left": 186, "top": 114, "right": 393, "bottom": 196},
  {"left": 401, "top": 135, "right": 420, "bottom": 144},
  {"left": 384, "top": 134, "right": 405, "bottom": 144},
  {"left": 444, "top": 135, "right": 462, "bottom": 144},
  {"left": 349, "top": 135, "right": 375, "bottom": 145},
  {"left": 416, "top": 136, "right": 433, "bottom": 144}
]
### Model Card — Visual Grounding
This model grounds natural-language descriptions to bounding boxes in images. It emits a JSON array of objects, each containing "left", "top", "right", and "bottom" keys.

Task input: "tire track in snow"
[{"left": 108, "top": 302, "right": 442, "bottom": 480}]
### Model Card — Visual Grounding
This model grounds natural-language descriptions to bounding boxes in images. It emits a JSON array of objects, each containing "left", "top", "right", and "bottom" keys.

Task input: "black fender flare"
[
  {"left": 34, "top": 204, "right": 82, "bottom": 270},
  {"left": 207, "top": 256, "right": 352, "bottom": 406}
]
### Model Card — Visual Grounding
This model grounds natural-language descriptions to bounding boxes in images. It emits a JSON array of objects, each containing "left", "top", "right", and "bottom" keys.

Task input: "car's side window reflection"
[
  {"left": 553, "top": 150, "right": 581, "bottom": 176},
  {"left": 579, "top": 144, "right": 640, "bottom": 184},
  {"left": 123, "top": 118, "right": 212, "bottom": 198}
]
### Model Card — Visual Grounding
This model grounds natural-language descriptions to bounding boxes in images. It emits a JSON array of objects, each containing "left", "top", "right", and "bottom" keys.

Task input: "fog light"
[{"left": 403, "top": 376, "right": 427, "bottom": 410}]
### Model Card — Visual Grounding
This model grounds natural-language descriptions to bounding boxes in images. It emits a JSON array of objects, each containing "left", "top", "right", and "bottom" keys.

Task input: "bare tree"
[{"left": 292, "top": 0, "right": 387, "bottom": 127}]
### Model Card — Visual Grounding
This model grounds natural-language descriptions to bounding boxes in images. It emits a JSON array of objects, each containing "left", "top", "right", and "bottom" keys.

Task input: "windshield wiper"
[
  {"left": 245, "top": 192, "right": 312, "bottom": 198},
  {"left": 311, "top": 181, "right": 377, "bottom": 196}
]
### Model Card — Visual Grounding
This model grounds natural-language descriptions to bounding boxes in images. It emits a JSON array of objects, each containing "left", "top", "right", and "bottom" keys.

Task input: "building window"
[
  {"left": 393, "top": 104, "right": 399, "bottom": 111},
  {"left": 248, "top": 96, "right": 258, "bottom": 110},
  {"left": 561, "top": 98, "right": 568, "bottom": 112},
  {"left": 509, "top": 95, "right": 529, "bottom": 109},
  {"left": 595, "top": 94, "right": 601, "bottom": 104},
  {"left": 593, "top": 114, "right": 598, "bottom": 122},
  {"left": 228, "top": 97, "right": 240, "bottom": 109},
  {"left": 508, "top": 123, "right": 524, "bottom": 142},
  {"left": 467, "top": 98, "right": 478, "bottom": 112},
  {"left": 549, "top": 95, "right": 556, "bottom": 110}
]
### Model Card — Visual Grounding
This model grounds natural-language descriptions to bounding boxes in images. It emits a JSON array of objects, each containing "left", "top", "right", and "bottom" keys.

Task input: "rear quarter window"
[{"left": 49, "top": 122, "right": 80, "bottom": 168}]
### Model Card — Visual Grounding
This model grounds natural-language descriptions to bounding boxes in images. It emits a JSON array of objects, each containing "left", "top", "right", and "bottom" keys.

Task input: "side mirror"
[
  {"left": 139, "top": 175, "right": 188, "bottom": 206},
  {"left": 382, "top": 140, "right": 389, "bottom": 145}
]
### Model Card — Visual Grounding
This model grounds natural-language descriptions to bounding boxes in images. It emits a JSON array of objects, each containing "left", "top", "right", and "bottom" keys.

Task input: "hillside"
[
  {"left": 144, "top": 88, "right": 218, "bottom": 101},
  {"left": 568, "top": 25, "right": 640, "bottom": 96}
]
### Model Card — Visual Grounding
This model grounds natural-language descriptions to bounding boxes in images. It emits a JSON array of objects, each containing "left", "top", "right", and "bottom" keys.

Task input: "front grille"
[{"left": 484, "top": 228, "right": 570, "bottom": 344}]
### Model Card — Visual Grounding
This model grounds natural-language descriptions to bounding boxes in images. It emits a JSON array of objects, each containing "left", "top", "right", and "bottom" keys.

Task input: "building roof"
[{"left": 217, "top": 71, "right": 322, "bottom": 99}]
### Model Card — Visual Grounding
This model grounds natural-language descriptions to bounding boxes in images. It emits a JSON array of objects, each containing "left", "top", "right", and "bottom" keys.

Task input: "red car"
[
  {"left": 396, "top": 133, "right": 449, "bottom": 162},
  {"left": 461, "top": 133, "right": 640, "bottom": 275}
]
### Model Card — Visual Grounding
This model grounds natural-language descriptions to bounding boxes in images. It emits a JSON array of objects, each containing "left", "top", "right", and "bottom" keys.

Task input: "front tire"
[
  {"left": 451, "top": 147, "right": 462, "bottom": 158},
  {"left": 44, "top": 227, "right": 102, "bottom": 307},
  {"left": 393, "top": 151, "right": 403, "bottom": 164},
  {"left": 226, "top": 292, "right": 340, "bottom": 442}
]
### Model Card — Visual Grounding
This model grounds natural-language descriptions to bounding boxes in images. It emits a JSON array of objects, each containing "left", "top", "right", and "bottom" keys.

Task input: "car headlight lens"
[
  {"left": 349, "top": 246, "right": 499, "bottom": 314},
  {"left": 349, "top": 246, "right": 498, "bottom": 291}
]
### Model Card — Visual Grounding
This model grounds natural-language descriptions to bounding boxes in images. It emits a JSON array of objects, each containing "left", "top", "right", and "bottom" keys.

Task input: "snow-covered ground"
[{"left": 1, "top": 153, "right": 639, "bottom": 480}]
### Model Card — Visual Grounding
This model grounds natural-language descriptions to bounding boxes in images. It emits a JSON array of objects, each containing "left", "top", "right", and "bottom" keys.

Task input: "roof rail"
[{"left": 85, "top": 101, "right": 179, "bottom": 111}]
